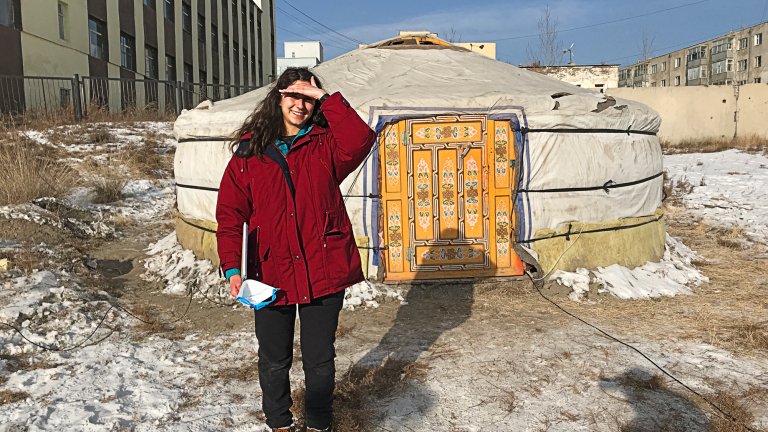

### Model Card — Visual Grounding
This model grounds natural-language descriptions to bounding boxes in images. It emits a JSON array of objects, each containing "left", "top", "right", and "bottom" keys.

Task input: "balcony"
[
  {"left": 711, "top": 71, "right": 734, "bottom": 84},
  {"left": 687, "top": 58, "right": 706, "bottom": 69},
  {"left": 711, "top": 49, "right": 733, "bottom": 63}
]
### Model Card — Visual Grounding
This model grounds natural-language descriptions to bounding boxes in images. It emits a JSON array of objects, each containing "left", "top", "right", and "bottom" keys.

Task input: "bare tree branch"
[
  {"left": 444, "top": 24, "right": 462, "bottom": 43},
  {"left": 526, "top": 5, "right": 564, "bottom": 67},
  {"left": 640, "top": 30, "right": 656, "bottom": 61}
]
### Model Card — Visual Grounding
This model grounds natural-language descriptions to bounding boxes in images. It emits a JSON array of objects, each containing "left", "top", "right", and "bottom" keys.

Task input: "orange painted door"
[{"left": 381, "top": 116, "right": 524, "bottom": 281}]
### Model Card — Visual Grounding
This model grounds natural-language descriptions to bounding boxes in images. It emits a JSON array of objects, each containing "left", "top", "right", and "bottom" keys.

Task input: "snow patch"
[
  {"left": 143, "top": 233, "right": 223, "bottom": 298},
  {"left": 665, "top": 149, "right": 768, "bottom": 243},
  {"left": 550, "top": 236, "right": 708, "bottom": 301}
]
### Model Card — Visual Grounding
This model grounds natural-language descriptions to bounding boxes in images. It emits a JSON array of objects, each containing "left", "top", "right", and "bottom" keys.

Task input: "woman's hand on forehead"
[{"left": 279, "top": 77, "right": 327, "bottom": 101}]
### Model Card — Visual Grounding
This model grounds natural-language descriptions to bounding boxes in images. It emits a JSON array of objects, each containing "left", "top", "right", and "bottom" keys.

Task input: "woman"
[{"left": 216, "top": 68, "right": 376, "bottom": 432}]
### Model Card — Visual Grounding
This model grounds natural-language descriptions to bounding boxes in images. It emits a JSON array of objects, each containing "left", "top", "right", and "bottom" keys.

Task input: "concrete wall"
[{"left": 607, "top": 84, "right": 768, "bottom": 141}]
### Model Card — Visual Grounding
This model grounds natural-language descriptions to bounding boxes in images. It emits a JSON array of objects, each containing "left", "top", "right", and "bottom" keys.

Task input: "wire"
[
  {"left": 275, "top": 6, "right": 358, "bottom": 49},
  {"left": 527, "top": 274, "right": 760, "bottom": 431},
  {"left": 530, "top": 224, "right": 585, "bottom": 281},
  {"left": 488, "top": 0, "right": 712, "bottom": 42},
  {"left": 0, "top": 306, "right": 115, "bottom": 352},
  {"left": 602, "top": 19, "right": 765, "bottom": 65},
  {"left": 281, "top": 0, "right": 364, "bottom": 45},
  {"left": 276, "top": 26, "right": 354, "bottom": 52}
]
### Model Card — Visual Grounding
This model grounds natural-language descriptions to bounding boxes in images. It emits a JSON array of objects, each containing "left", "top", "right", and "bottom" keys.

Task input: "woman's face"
[{"left": 279, "top": 80, "right": 316, "bottom": 130}]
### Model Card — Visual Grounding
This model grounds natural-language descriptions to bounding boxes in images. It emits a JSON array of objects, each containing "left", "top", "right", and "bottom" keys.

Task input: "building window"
[
  {"left": 164, "top": 0, "right": 174, "bottom": 21},
  {"left": 738, "top": 59, "right": 748, "bottom": 71},
  {"left": 651, "top": 64, "right": 657, "bottom": 74},
  {"left": 199, "top": 69, "right": 207, "bottom": 85},
  {"left": 145, "top": 45, "right": 158, "bottom": 79},
  {"left": 756, "top": 78, "right": 762, "bottom": 83},
  {"left": 88, "top": 17, "right": 107, "bottom": 60},
  {"left": 120, "top": 33, "right": 135, "bottom": 70},
  {"left": 166, "top": 55, "right": 176, "bottom": 81},
  {"left": 675, "top": 76, "right": 681, "bottom": 86},
  {"left": 58, "top": 2, "right": 68, "bottom": 41},
  {"left": 661, "top": 79, "right": 666, "bottom": 87},
  {"left": 198, "top": 14, "right": 205, "bottom": 42},
  {"left": 661, "top": 61, "right": 666, "bottom": 72},
  {"left": 739, "top": 37, "right": 748, "bottom": 50},
  {"left": 231, "top": 0, "right": 236, "bottom": 19},
  {"left": 223, "top": 34, "right": 229, "bottom": 57},
  {"left": 181, "top": 2, "right": 191, "bottom": 33},
  {"left": 251, "top": 54, "right": 256, "bottom": 80},
  {"left": 756, "top": 56, "right": 763, "bottom": 68},
  {"left": 711, "top": 38, "right": 732, "bottom": 55},
  {"left": 755, "top": 34, "right": 763, "bottom": 46},
  {"left": 233, "top": 40, "right": 239, "bottom": 64},
  {"left": 675, "top": 57, "right": 681, "bottom": 68},
  {"left": 183, "top": 63, "right": 192, "bottom": 82},
  {"left": 687, "top": 46, "right": 707, "bottom": 62},
  {"left": 241, "top": 3, "right": 246, "bottom": 22},
  {"left": 712, "top": 59, "right": 733, "bottom": 75},
  {"left": 0, "top": 0, "right": 13, "bottom": 27},
  {"left": 687, "top": 66, "right": 706, "bottom": 81},
  {"left": 651, "top": 82, "right": 656, "bottom": 87},
  {"left": 143, "top": 0, "right": 155, "bottom": 10},
  {"left": 243, "top": 48, "right": 247, "bottom": 70},
  {"left": 60, "top": 88, "right": 71, "bottom": 108},
  {"left": 211, "top": 24, "right": 218, "bottom": 50}
]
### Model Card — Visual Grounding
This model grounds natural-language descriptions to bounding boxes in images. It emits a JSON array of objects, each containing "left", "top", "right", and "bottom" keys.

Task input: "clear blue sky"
[{"left": 275, "top": 0, "right": 768, "bottom": 67}]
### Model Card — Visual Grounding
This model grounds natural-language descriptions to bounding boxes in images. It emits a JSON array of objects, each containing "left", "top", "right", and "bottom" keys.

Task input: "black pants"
[{"left": 254, "top": 289, "right": 344, "bottom": 430}]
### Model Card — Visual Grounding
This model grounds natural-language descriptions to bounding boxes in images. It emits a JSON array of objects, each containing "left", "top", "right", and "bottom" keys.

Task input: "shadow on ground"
[{"left": 599, "top": 367, "right": 710, "bottom": 432}]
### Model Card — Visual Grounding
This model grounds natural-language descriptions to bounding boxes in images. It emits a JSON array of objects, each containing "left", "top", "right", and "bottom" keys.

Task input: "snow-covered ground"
[
  {"left": 665, "top": 149, "right": 768, "bottom": 243},
  {"left": 548, "top": 149, "right": 768, "bottom": 302},
  {"left": 1, "top": 125, "right": 766, "bottom": 431}
]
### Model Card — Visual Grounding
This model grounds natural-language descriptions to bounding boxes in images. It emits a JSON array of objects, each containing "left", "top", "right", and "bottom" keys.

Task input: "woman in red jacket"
[{"left": 216, "top": 68, "right": 376, "bottom": 432}]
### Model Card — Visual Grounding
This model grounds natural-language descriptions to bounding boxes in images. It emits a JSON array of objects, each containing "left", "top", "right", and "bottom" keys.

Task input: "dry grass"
[
  {"left": 702, "top": 391, "right": 756, "bottom": 432},
  {"left": 0, "top": 390, "right": 30, "bottom": 406},
  {"left": 661, "top": 134, "right": 768, "bottom": 154},
  {"left": 289, "top": 359, "right": 430, "bottom": 431},
  {"left": 86, "top": 156, "right": 130, "bottom": 204},
  {"left": 617, "top": 373, "right": 668, "bottom": 392},
  {"left": 0, "top": 104, "right": 175, "bottom": 132},
  {"left": 0, "top": 134, "right": 80, "bottom": 206},
  {"left": 663, "top": 171, "right": 695, "bottom": 206}
]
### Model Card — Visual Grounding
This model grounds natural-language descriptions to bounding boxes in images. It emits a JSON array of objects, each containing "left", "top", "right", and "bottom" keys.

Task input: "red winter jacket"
[{"left": 216, "top": 92, "right": 376, "bottom": 305}]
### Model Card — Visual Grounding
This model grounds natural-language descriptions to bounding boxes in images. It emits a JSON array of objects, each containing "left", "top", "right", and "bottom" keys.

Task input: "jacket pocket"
[
  {"left": 322, "top": 210, "right": 360, "bottom": 285},
  {"left": 252, "top": 226, "right": 281, "bottom": 287}
]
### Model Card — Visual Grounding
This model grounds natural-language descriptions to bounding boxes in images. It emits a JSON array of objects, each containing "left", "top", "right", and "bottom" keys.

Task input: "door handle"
[{"left": 459, "top": 143, "right": 471, "bottom": 163}]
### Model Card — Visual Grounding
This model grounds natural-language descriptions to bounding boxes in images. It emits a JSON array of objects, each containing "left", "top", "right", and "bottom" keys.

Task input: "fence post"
[
  {"left": 175, "top": 81, "right": 183, "bottom": 116},
  {"left": 72, "top": 74, "right": 83, "bottom": 122}
]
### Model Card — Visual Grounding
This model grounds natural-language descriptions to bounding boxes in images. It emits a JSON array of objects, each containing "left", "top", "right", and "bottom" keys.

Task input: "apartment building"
[
  {"left": 619, "top": 22, "right": 768, "bottom": 88},
  {"left": 0, "top": 0, "right": 276, "bottom": 111}
]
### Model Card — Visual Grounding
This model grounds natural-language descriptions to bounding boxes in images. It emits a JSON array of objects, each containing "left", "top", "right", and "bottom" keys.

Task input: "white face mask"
[{"left": 237, "top": 279, "right": 280, "bottom": 309}]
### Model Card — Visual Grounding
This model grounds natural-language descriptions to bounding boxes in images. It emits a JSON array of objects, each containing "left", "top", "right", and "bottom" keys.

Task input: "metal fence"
[{"left": 0, "top": 74, "right": 257, "bottom": 120}]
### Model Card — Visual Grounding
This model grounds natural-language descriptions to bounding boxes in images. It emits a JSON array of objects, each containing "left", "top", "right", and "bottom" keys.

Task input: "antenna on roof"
[{"left": 564, "top": 43, "right": 575, "bottom": 65}]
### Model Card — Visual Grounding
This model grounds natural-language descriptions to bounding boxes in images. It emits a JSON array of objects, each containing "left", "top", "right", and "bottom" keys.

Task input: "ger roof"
[{"left": 174, "top": 39, "right": 659, "bottom": 139}]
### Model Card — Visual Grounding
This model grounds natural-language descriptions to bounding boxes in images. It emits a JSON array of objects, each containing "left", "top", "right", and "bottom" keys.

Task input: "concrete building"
[
  {"left": 0, "top": 0, "right": 276, "bottom": 112},
  {"left": 276, "top": 40, "right": 322, "bottom": 76},
  {"left": 454, "top": 42, "right": 496, "bottom": 59},
  {"left": 619, "top": 22, "right": 768, "bottom": 88},
  {"left": 520, "top": 64, "right": 619, "bottom": 92}
]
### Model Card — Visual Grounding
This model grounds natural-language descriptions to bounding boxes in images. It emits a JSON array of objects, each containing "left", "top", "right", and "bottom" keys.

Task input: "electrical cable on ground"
[{"left": 524, "top": 237, "right": 760, "bottom": 431}]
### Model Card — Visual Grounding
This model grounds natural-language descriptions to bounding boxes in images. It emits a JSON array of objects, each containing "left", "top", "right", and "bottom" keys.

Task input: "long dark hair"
[{"left": 231, "top": 68, "right": 328, "bottom": 159}]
